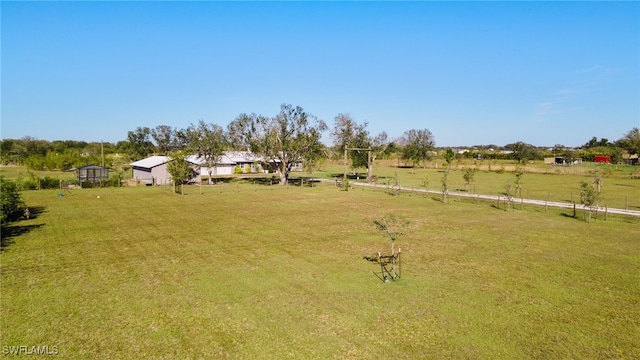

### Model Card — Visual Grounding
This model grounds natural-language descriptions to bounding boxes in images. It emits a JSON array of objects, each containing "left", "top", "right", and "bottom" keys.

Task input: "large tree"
[
  {"left": 331, "top": 114, "right": 389, "bottom": 181},
  {"left": 400, "top": 129, "right": 435, "bottom": 168},
  {"left": 618, "top": 127, "right": 640, "bottom": 156},
  {"left": 366, "top": 132, "right": 391, "bottom": 182},
  {"left": 126, "top": 127, "right": 154, "bottom": 159},
  {"left": 227, "top": 104, "right": 327, "bottom": 185},
  {"left": 507, "top": 141, "right": 537, "bottom": 163},
  {"left": 189, "top": 120, "right": 227, "bottom": 184},
  {"left": 151, "top": 125, "right": 175, "bottom": 155},
  {"left": 331, "top": 114, "right": 369, "bottom": 170}
]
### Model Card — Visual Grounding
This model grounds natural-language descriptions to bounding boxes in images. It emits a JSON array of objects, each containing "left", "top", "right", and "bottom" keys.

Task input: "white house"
[
  {"left": 187, "top": 151, "right": 274, "bottom": 176},
  {"left": 131, "top": 151, "right": 293, "bottom": 185}
]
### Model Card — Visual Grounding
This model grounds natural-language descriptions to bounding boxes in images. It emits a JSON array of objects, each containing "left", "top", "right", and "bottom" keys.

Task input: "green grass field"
[
  {"left": 312, "top": 160, "right": 640, "bottom": 211},
  {"left": 1, "top": 180, "right": 639, "bottom": 359}
]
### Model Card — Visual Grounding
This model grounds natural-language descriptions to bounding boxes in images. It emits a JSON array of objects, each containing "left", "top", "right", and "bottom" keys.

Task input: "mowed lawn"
[{"left": 1, "top": 183, "right": 639, "bottom": 359}]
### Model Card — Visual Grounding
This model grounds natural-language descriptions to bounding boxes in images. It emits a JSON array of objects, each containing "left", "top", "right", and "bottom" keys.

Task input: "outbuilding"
[
  {"left": 594, "top": 155, "right": 611, "bottom": 163},
  {"left": 72, "top": 164, "right": 109, "bottom": 184},
  {"left": 130, "top": 156, "right": 172, "bottom": 185}
]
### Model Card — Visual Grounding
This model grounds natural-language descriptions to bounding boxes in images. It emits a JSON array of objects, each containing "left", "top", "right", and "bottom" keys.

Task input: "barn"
[
  {"left": 130, "top": 156, "right": 202, "bottom": 185},
  {"left": 130, "top": 156, "right": 171, "bottom": 185}
]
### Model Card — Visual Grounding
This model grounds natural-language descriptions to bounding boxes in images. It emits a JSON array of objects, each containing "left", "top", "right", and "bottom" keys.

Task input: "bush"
[
  {"left": 1, "top": 177, "right": 24, "bottom": 223},
  {"left": 19, "top": 178, "right": 39, "bottom": 191},
  {"left": 40, "top": 176, "right": 61, "bottom": 189},
  {"left": 341, "top": 178, "right": 350, "bottom": 191},
  {"left": 100, "top": 176, "right": 121, "bottom": 188},
  {"left": 81, "top": 181, "right": 97, "bottom": 188}
]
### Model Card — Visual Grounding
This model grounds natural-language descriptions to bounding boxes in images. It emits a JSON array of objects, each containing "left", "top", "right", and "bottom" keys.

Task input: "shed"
[
  {"left": 130, "top": 156, "right": 202, "bottom": 185},
  {"left": 130, "top": 156, "right": 171, "bottom": 185},
  {"left": 594, "top": 155, "right": 611, "bottom": 163},
  {"left": 73, "top": 164, "right": 109, "bottom": 184}
]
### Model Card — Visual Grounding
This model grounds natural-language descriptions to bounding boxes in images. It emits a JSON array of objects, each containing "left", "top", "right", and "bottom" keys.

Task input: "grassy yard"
[
  {"left": 1, "top": 181, "right": 639, "bottom": 358},
  {"left": 312, "top": 160, "right": 640, "bottom": 211}
]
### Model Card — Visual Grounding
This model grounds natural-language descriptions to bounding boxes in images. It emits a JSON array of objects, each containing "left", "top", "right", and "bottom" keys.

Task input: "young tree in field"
[
  {"left": 228, "top": 104, "right": 327, "bottom": 185},
  {"left": 444, "top": 147, "right": 455, "bottom": 166},
  {"left": 373, "top": 215, "right": 408, "bottom": 279},
  {"left": 514, "top": 165, "right": 525, "bottom": 198},
  {"left": 126, "top": 127, "right": 155, "bottom": 159},
  {"left": 441, "top": 167, "right": 450, "bottom": 203},
  {"left": 401, "top": 129, "right": 435, "bottom": 168},
  {"left": 421, "top": 175, "right": 430, "bottom": 190},
  {"left": 189, "top": 120, "right": 227, "bottom": 184},
  {"left": 166, "top": 152, "right": 196, "bottom": 195},
  {"left": 580, "top": 180, "right": 600, "bottom": 222},
  {"left": 462, "top": 167, "right": 477, "bottom": 192},
  {"left": 504, "top": 183, "right": 514, "bottom": 211}
]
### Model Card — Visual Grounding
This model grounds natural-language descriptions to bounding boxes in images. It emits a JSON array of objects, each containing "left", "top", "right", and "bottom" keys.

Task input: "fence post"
[{"left": 545, "top": 196, "right": 548, "bottom": 213}]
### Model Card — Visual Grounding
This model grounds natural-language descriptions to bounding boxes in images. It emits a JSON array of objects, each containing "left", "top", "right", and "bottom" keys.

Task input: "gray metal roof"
[
  {"left": 130, "top": 156, "right": 171, "bottom": 169},
  {"left": 130, "top": 151, "right": 278, "bottom": 170}
]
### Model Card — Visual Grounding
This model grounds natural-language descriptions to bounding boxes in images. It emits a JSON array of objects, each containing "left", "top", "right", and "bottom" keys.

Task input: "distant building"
[
  {"left": 544, "top": 157, "right": 582, "bottom": 165},
  {"left": 130, "top": 156, "right": 172, "bottom": 185},
  {"left": 187, "top": 151, "right": 286, "bottom": 177},
  {"left": 594, "top": 156, "right": 611, "bottom": 163},
  {"left": 72, "top": 164, "right": 109, "bottom": 184},
  {"left": 623, "top": 153, "right": 639, "bottom": 165}
]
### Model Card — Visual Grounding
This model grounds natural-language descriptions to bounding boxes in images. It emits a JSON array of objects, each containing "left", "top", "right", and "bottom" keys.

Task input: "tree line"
[{"left": 1, "top": 103, "right": 639, "bottom": 182}]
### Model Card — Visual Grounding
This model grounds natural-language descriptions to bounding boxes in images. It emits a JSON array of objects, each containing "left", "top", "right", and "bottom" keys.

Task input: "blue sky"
[{"left": 2, "top": 1, "right": 638, "bottom": 147}]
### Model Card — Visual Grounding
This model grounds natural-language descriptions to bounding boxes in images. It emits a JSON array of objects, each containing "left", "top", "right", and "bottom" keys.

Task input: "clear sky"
[{"left": 2, "top": 1, "right": 639, "bottom": 147}]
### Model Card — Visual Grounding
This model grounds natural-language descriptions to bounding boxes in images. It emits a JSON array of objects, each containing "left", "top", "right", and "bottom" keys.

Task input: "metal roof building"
[{"left": 130, "top": 156, "right": 171, "bottom": 185}]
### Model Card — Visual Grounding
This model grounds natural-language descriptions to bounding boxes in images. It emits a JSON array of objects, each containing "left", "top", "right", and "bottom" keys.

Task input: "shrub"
[
  {"left": 100, "top": 176, "right": 121, "bottom": 188},
  {"left": 19, "top": 178, "right": 39, "bottom": 191},
  {"left": 81, "top": 181, "right": 97, "bottom": 188},
  {"left": 1, "top": 177, "right": 24, "bottom": 223},
  {"left": 40, "top": 176, "right": 61, "bottom": 189},
  {"left": 341, "top": 178, "right": 350, "bottom": 191}
]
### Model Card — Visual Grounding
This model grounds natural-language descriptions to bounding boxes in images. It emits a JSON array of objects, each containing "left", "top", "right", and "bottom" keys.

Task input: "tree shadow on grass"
[
  {"left": 242, "top": 176, "right": 323, "bottom": 188},
  {"left": 1, "top": 224, "right": 45, "bottom": 252},
  {"left": 560, "top": 212, "right": 582, "bottom": 221},
  {"left": 1, "top": 206, "right": 46, "bottom": 252}
]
